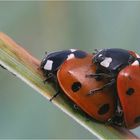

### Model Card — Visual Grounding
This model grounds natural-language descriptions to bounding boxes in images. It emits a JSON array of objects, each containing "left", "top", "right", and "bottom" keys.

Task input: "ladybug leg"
[
  {"left": 73, "top": 104, "right": 80, "bottom": 110},
  {"left": 49, "top": 91, "right": 60, "bottom": 102},
  {"left": 0, "top": 64, "right": 6, "bottom": 70},
  {"left": 88, "top": 79, "right": 115, "bottom": 95},
  {"left": 43, "top": 72, "right": 60, "bottom": 101},
  {"left": 105, "top": 115, "right": 124, "bottom": 127},
  {"left": 86, "top": 73, "right": 113, "bottom": 79},
  {"left": 105, "top": 101, "right": 123, "bottom": 126},
  {"left": 43, "top": 73, "right": 55, "bottom": 83},
  {"left": 105, "top": 118, "right": 113, "bottom": 126}
]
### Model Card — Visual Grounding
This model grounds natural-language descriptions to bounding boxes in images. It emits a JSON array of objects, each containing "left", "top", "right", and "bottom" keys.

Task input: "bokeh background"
[{"left": 0, "top": 1, "right": 140, "bottom": 139}]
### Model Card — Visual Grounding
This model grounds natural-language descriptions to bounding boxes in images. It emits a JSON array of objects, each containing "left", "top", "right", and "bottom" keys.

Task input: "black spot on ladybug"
[
  {"left": 74, "top": 51, "right": 87, "bottom": 58},
  {"left": 71, "top": 82, "right": 82, "bottom": 92},
  {"left": 126, "top": 88, "right": 135, "bottom": 96},
  {"left": 134, "top": 116, "right": 140, "bottom": 124},
  {"left": 98, "top": 104, "right": 110, "bottom": 115}
]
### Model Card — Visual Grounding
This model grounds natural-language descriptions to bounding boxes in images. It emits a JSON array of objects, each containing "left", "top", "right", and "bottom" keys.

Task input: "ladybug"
[
  {"left": 40, "top": 49, "right": 88, "bottom": 98},
  {"left": 40, "top": 49, "right": 87, "bottom": 82},
  {"left": 40, "top": 49, "right": 116, "bottom": 123},
  {"left": 90, "top": 48, "right": 140, "bottom": 128}
]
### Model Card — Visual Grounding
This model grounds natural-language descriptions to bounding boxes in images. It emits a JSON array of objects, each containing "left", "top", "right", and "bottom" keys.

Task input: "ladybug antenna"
[
  {"left": 92, "top": 49, "right": 99, "bottom": 55},
  {"left": 94, "top": 49, "right": 99, "bottom": 52}
]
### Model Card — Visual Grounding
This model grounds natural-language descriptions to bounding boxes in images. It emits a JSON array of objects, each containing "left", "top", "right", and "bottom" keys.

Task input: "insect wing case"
[
  {"left": 57, "top": 54, "right": 116, "bottom": 122},
  {"left": 117, "top": 65, "right": 140, "bottom": 129}
]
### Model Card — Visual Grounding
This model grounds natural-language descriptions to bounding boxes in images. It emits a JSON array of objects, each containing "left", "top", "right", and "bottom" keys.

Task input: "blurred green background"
[{"left": 0, "top": 1, "right": 140, "bottom": 139}]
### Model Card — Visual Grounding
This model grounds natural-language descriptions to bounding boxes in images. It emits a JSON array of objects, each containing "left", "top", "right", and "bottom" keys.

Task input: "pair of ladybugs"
[{"left": 40, "top": 48, "right": 140, "bottom": 129}]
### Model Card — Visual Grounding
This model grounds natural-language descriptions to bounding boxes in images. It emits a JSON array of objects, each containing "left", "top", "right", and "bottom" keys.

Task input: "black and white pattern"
[
  {"left": 132, "top": 53, "right": 140, "bottom": 66},
  {"left": 40, "top": 49, "right": 87, "bottom": 75},
  {"left": 93, "top": 48, "right": 136, "bottom": 73}
]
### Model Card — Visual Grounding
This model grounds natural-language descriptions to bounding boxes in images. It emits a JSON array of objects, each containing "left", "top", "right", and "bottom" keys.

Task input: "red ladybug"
[
  {"left": 117, "top": 65, "right": 140, "bottom": 129},
  {"left": 92, "top": 48, "right": 140, "bottom": 128},
  {"left": 40, "top": 50, "right": 116, "bottom": 123}
]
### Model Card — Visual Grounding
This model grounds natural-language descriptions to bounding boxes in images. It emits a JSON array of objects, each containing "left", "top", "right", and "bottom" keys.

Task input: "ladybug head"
[
  {"left": 93, "top": 49, "right": 107, "bottom": 65},
  {"left": 93, "top": 48, "right": 137, "bottom": 75},
  {"left": 40, "top": 52, "right": 48, "bottom": 70}
]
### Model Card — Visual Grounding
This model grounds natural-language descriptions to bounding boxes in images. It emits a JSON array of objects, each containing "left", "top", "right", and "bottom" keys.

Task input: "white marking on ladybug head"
[
  {"left": 135, "top": 53, "right": 140, "bottom": 58},
  {"left": 132, "top": 60, "right": 139, "bottom": 66},
  {"left": 98, "top": 54, "right": 103, "bottom": 57},
  {"left": 67, "top": 53, "right": 75, "bottom": 60},
  {"left": 70, "top": 49, "right": 76, "bottom": 52},
  {"left": 44, "top": 60, "right": 53, "bottom": 70},
  {"left": 100, "top": 57, "right": 112, "bottom": 68}
]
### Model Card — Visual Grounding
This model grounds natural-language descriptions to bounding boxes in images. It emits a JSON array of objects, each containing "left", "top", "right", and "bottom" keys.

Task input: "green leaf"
[{"left": 0, "top": 32, "right": 138, "bottom": 139}]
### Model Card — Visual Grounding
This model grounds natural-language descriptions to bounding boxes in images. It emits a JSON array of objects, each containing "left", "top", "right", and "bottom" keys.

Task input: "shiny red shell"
[
  {"left": 57, "top": 54, "right": 116, "bottom": 122},
  {"left": 117, "top": 65, "right": 140, "bottom": 129}
]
